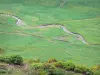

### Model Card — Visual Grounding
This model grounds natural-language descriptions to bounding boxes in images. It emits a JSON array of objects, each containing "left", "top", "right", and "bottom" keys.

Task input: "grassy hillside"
[
  {"left": 0, "top": 0, "right": 100, "bottom": 7},
  {"left": 0, "top": 0, "right": 100, "bottom": 67}
]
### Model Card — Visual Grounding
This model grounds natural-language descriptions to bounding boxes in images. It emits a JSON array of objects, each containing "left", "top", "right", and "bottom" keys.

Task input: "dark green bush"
[
  {"left": 0, "top": 57, "right": 5, "bottom": 62},
  {"left": 0, "top": 56, "right": 10, "bottom": 63},
  {"left": 0, "top": 55, "right": 23, "bottom": 65},
  {"left": 10, "top": 55, "right": 23, "bottom": 65}
]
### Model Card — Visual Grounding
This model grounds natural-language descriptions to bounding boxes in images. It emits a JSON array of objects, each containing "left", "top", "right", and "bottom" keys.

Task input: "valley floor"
[{"left": 0, "top": 0, "right": 100, "bottom": 67}]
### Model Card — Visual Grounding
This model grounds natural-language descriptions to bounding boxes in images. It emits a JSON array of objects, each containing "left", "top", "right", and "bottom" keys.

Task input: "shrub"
[
  {"left": 0, "top": 69, "right": 7, "bottom": 74},
  {"left": 74, "top": 65, "right": 87, "bottom": 73},
  {"left": 92, "top": 65, "right": 100, "bottom": 71},
  {"left": 54, "top": 61, "right": 64, "bottom": 68},
  {"left": 29, "top": 69, "right": 48, "bottom": 75},
  {"left": 0, "top": 63, "right": 8, "bottom": 74},
  {"left": 3, "top": 57, "right": 11, "bottom": 63},
  {"left": 32, "top": 58, "right": 41, "bottom": 63},
  {"left": 43, "top": 63, "right": 65, "bottom": 75},
  {"left": 10, "top": 55, "right": 23, "bottom": 65},
  {"left": 63, "top": 62, "right": 75, "bottom": 71},
  {"left": 0, "top": 56, "right": 10, "bottom": 63},
  {"left": 54, "top": 61, "right": 75, "bottom": 71},
  {"left": 43, "top": 63, "right": 56, "bottom": 70},
  {"left": 30, "top": 63, "right": 62, "bottom": 75},
  {"left": 74, "top": 65, "right": 93, "bottom": 75},
  {"left": 48, "top": 58, "right": 57, "bottom": 63},
  {"left": 0, "top": 55, "right": 23, "bottom": 65},
  {"left": 47, "top": 68, "right": 65, "bottom": 75},
  {"left": 94, "top": 70, "right": 100, "bottom": 75},
  {"left": 31, "top": 63, "right": 43, "bottom": 70},
  {"left": 0, "top": 57, "right": 5, "bottom": 62},
  {"left": 86, "top": 69, "right": 94, "bottom": 75}
]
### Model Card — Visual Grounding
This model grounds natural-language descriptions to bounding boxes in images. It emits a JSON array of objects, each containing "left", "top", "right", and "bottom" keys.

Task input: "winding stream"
[
  {"left": 0, "top": 13, "right": 88, "bottom": 44},
  {"left": 0, "top": 13, "right": 26, "bottom": 26},
  {"left": 61, "top": 25, "right": 88, "bottom": 44},
  {"left": 38, "top": 25, "right": 88, "bottom": 44}
]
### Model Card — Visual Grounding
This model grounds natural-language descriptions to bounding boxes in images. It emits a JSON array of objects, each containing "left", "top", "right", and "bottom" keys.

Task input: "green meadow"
[{"left": 0, "top": 0, "right": 100, "bottom": 67}]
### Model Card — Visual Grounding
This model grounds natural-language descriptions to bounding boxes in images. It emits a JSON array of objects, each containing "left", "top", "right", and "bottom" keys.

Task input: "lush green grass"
[
  {"left": 59, "top": 17, "right": 100, "bottom": 44},
  {"left": 0, "top": 0, "right": 100, "bottom": 67}
]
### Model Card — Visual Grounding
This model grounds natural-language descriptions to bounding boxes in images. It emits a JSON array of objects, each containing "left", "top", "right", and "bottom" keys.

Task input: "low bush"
[
  {"left": 92, "top": 65, "right": 100, "bottom": 71},
  {"left": 54, "top": 61, "right": 64, "bottom": 68},
  {"left": 74, "top": 65, "right": 93, "bottom": 75},
  {"left": 48, "top": 58, "right": 57, "bottom": 63},
  {"left": 0, "top": 56, "right": 10, "bottom": 63},
  {"left": 94, "top": 70, "right": 100, "bottom": 75},
  {"left": 10, "top": 55, "right": 23, "bottom": 65},
  {"left": 54, "top": 61, "right": 75, "bottom": 71},
  {"left": 0, "top": 69, "right": 7, "bottom": 74},
  {"left": 28, "top": 58, "right": 40, "bottom": 63},
  {"left": 43, "top": 63, "right": 56, "bottom": 70},
  {"left": 0, "top": 55, "right": 23, "bottom": 65},
  {"left": 28, "top": 69, "right": 48, "bottom": 75},
  {"left": 0, "top": 63, "right": 8, "bottom": 74},
  {"left": 31, "top": 63, "right": 43, "bottom": 70},
  {"left": 0, "top": 56, "right": 95, "bottom": 75},
  {"left": 33, "top": 58, "right": 41, "bottom": 63},
  {"left": 63, "top": 62, "right": 75, "bottom": 71},
  {"left": 30, "top": 63, "right": 66, "bottom": 75},
  {"left": 47, "top": 68, "right": 65, "bottom": 75}
]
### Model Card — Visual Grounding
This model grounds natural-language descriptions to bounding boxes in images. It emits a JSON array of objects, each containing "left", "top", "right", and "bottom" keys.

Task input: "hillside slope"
[{"left": 0, "top": 0, "right": 100, "bottom": 66}]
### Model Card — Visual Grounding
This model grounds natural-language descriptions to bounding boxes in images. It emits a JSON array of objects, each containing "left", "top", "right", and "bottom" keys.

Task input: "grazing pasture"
[{"left": 0, "top": 0, "right": 100, "bottom": 67}]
